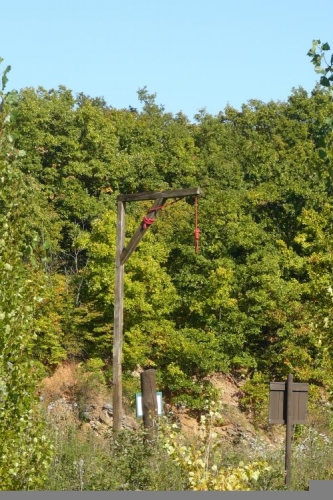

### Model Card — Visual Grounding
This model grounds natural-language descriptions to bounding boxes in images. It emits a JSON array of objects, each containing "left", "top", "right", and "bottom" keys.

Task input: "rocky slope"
[{"left": 38, "top": 363, "right": 284, "bottom": 451}]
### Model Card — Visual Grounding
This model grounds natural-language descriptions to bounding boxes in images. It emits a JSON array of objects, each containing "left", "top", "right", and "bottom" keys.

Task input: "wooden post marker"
[
  {"left": 269, "top": 374, "right": 309, "bottom": 488},
  {"left": 285, "top": 374, "right": 293, "bottom": 488},
  {"left": 112, "top": 188, "right": 202, "bottom": 432},
  {"left": 140, "top": 368, "right": 158, "bottom": 443}
]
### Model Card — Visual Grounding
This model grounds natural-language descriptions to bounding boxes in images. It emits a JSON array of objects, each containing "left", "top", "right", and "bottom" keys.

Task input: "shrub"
[{"left": 160, "top": 401, "right": 272, "bottom": 490}]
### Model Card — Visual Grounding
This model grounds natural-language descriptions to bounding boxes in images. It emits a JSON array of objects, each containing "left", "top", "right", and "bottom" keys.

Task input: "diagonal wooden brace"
[{"left": 120, "top": 198, "right": 164, "bottom": 265}]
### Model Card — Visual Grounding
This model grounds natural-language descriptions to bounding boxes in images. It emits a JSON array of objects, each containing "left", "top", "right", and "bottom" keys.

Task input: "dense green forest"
[
  {"left": 2, "top": 41, "right": 333, "bottom": 488},
  {"left": 7, "top": 77, "right": 333, "bottom": 389}
]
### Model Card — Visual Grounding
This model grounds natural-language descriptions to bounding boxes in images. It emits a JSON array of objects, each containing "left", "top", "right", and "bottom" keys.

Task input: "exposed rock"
[
  {"left": 99, "top": 410, "right": 112, "bottom": 425},
  {"left": 39, "top": 365, "right": 285, "bottom": 448},
  {"left": 102, "top": 403, "right": 113, "bottom": 415},
  {"left": 122, "top": 415, "right": 139, "bottom": 431}
]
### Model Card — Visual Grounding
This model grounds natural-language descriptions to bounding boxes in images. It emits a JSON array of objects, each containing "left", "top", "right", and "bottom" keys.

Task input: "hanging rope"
[
  {"left": 141, "top": 196, "right": 200, "bottom": 254},
  {"left": 142, "top": 214, "right": 155, "bottom": 230},
  {"left": 194, "top": 195, "right": 200, "bottom": 254},
  {"left": 141, "top": 198, "right": 181, "bottom": 230}
]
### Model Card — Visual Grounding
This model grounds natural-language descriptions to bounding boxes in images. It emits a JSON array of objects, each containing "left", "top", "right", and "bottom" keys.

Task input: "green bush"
[
  {"left": 239, "top": 372, "right": 269, "bottom": 428},
  {"left": 45, "top": 422, "right": 185, "bottom": 490}
]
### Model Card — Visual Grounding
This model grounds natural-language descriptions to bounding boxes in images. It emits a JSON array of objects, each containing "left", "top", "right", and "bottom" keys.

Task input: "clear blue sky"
[{"left": 1, "top": 0, "right": 332, "bottom": 119}]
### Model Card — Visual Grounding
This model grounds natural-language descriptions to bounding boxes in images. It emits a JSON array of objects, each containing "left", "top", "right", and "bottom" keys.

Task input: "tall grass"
[
  {"left": 42, "top": 401, "right": 333, "bottom": 490},
  {"left": 44, "top": 419, "right": 186, "bottom": 490}
]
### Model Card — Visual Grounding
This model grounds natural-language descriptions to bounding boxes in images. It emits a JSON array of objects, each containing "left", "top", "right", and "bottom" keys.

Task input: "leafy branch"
[
  {"left": 307, "top": 40, "right": 333, "bottom": 89},
  {"left": 307, "top": 40, "right": 333, "bottom": 158}
]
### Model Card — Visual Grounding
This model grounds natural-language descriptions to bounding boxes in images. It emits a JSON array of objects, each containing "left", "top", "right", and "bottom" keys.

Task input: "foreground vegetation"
[
  {"left": 2, "top": 40, "right": 333, "bottom": 488},
  {"left": 41, "top": 395, "right": 333, "bottom": 490}
]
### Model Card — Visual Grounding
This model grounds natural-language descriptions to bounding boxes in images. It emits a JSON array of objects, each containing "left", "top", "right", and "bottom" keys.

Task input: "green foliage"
[
  {"left": 161, "top": 402, "right": 272, "bottom": 490},
  {"left": 307, "top": 40, "right": 333, "bottom": 158},
  {"left": 4, "top": 42, "right": 333, "bottom": 488},
  {"left": 0, "top": 58, "right": 54, "bottom": 489},
  {"left": 45, "top": 422, "right": 185, "bottom": 490},
  {"left": 41, "top": 395, "right": 333, "bottom": 490},
  {"left": 239, "top": 373, "right": 270, "bottom": 427},
  {"left": 308, "top": 40, "right": 333, "bottom": 87},
  {"left": 3, "top": 46, "right": 333, "bottom": 416},
  {"left": 12, "top": 79, "right": 333, "bottom": 405}
]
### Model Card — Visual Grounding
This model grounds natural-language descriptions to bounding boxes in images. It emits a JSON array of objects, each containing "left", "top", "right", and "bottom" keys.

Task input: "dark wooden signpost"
[
  {"left": 113, "top": 188, "right": 202, "bottom": 432},
  {"left": 140, "top": 369, "right": 158, "bottom": 443},
  {"left": 269, "top": 374, "right": 309, "bottom": 487}
]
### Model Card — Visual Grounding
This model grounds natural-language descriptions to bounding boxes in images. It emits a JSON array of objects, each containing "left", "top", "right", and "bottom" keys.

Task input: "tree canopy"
[{"left": 2, "top": 51, "right": 333, "bottom": 416}]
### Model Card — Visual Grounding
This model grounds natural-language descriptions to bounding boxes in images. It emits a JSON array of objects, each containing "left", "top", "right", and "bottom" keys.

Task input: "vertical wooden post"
[
  {"left": 113, "top": 200, "right": 125, "bottom": 431},
  {"left": 285, "top": 374, "right": 293, "bottom": 488},
  {"left": 140, "top": 369, "right": 158, "bottom": 443}
]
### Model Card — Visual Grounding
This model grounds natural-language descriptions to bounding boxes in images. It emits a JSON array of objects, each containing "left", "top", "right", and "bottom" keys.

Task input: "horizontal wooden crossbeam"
[{"left": 117, "top": 187, "right": 202, "bottom": 202}]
